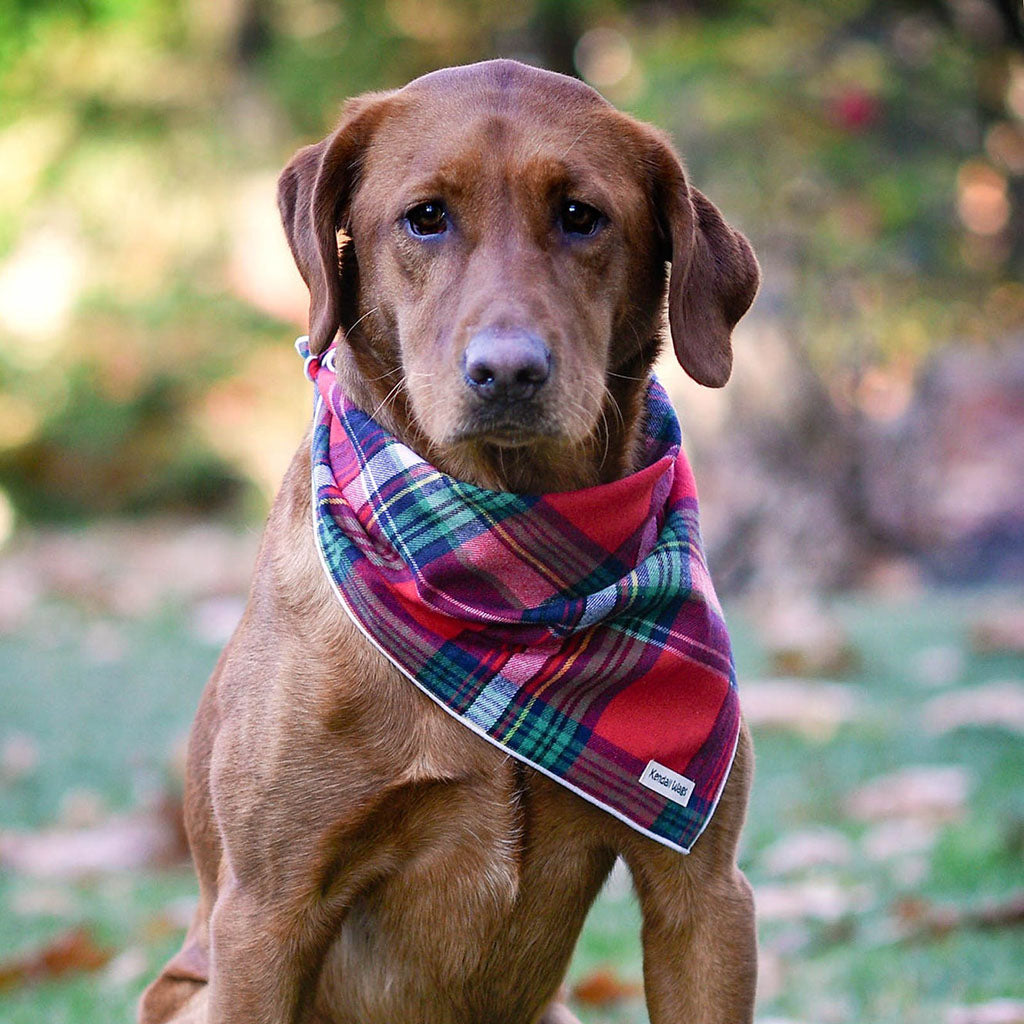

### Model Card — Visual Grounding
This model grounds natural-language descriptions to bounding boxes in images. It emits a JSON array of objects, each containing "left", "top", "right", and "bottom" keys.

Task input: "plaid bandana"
[{"left": 299, "top": 337, "right": 739, "bottom": 853}]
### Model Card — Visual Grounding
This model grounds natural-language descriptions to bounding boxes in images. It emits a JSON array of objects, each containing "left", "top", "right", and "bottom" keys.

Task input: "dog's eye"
[
  {"left": 560, "top": 200, "right": 602, "bottom": 237},
  {"left": 406, "top": 201, "right": 448, "bottom": 236}
]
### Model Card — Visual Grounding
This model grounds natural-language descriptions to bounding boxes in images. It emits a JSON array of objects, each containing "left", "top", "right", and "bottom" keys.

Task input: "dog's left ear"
[
  {"left": 277, "top": 92, "right": 395, "bottom": 355},
  {"left": 647, "top": 132, "right": 760, "bottom": 388}
]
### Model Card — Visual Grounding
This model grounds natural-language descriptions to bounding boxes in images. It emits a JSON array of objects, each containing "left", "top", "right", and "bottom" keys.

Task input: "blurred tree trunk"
[
  {"left": 234, "top": 0, "right": 273, "bottom": 65},
  {"left": 989, "top": 0, "right": 1024, "bottom": 47},
  {"left": 522, "top": 0, "right": 585, "bottom": 76}
]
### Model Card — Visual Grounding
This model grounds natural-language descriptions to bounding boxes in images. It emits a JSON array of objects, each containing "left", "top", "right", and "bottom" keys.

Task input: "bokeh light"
[{"left": 956, "top": 160, "right": 1011, "bottom": 236}]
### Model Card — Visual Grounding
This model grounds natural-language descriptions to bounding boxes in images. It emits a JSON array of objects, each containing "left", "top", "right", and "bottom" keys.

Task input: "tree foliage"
[{"left": 0, "top": 0, "right": 1020, "bottom": 519}]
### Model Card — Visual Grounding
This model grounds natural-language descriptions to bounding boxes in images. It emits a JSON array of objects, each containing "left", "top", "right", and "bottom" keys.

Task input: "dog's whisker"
[
  {"left": 602, "top": 385, "right": 626, "bottom": 433},
  {"left": 363, "top": 364, "right": 403, "bottom": 384},
  {"left": 596, "top": 404, "right": 611, "bottom": 472},
  {"left": 559, "top": 125, "right": 590, "bottom": 160},
  {"left": 370, "top": 378, "right": 405, "bottom": 421},
  {"left": 344, "top": 305, "right": 381, "bottom": 338}
]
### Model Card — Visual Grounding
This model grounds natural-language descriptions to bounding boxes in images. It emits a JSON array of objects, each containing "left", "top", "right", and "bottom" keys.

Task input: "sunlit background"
[{"left": 0, "top": 2, "right": 1022, "bottom": 1022}]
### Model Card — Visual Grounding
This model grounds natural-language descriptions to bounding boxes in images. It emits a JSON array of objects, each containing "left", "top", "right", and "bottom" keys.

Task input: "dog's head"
[{"left": 279, "top": 60, "right": 758, "bottom": 490}]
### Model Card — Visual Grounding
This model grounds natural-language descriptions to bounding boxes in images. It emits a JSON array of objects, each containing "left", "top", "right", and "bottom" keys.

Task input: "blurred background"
[{"left": 0, "top": 1, "right": 1022, "bottom": 1022}]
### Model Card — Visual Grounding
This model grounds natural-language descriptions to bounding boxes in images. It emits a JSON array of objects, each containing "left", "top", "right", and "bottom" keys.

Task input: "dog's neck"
[{"left": 330, "top": 342, "right": 648, "bottom": 494}]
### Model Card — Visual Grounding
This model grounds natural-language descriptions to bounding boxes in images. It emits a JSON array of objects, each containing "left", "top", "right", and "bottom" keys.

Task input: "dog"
[{"left": 139, "top": 59, "right": 760, "bottom": 1024}]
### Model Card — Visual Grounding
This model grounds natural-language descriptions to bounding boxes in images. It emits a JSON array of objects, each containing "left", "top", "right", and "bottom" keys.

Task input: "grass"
[{"left": 1, "top": 585, "right": 1022, "bottom": 1023}]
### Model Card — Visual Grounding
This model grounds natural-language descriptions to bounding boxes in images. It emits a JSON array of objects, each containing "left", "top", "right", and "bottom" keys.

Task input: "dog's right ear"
[{"left": 277, "top": 92, "right": 394, "bottom": 355}]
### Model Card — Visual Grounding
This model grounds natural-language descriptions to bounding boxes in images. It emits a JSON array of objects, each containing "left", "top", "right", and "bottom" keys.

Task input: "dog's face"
[
  {"left": 346, "top": 73, "right": 660, "bottom": 456},
  {"left": 279, "top": 61, "right": 759, "bottom": 489}
]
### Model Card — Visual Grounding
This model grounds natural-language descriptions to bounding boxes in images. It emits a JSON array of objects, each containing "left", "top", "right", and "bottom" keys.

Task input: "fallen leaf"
[
  {"left": 1, "top": 731, "right": 40, "bottom": 783},
  {"left": 846, "top": 765, "right": 972, "bottom": 824},
  {"left": 572, "top": 968, "right": 643, "bottom": 1006},
  {"left": 0, "top": 926, "right": 113, "bottom": 991},
  {"left": 887, "top": 854, "right": 931, "bottom": 889},
  {"left": 102, "top": 946, "right": 149, "bottom": 989},
  {"left": 861, "top": 818, "right": 940, "bottom": 861},
  {"left": 741, "top": 678, "right": 862, "bottom": 740},
  {"left": 754, "top": 879, "right": 874, "bottom": 923},
  {"left": 755, "top": 599, "right": 858, "bottom": 677},
  {"left": 947, "top": 1000, "right": 1024, "bottom": 1024},
  {"left": 0, "top": 795, "right": 187, "bottom": 879},
  {"left": 0, "top": 560, "right": 41, "bottom": 633},
  {"left": 143, "top": 896, "right": 197, "bottom": 941},
  {"left": 760, "top": 828, "right": 854, "bottom": 876},
  {"left": 861, "top": 556, "right": 924, "bottom": 600},
  {"left": 895, "top": 892, "right": 1024, "bottom": 941},
  {"left": 971, "top": 607, "right": 1024, "bottom": 656},
  {"left": 190, "top": 595, "right": 245, "bottom": 646},
  {"left": 81, "top": 619, "right": 128, "bottom": 665},
  {"left": 922, "top": 681, "right": 1024, "bottom": 735},
  {"left": 6, "top": 521, "right": 259, "bottom": 619},
  {"left": 10, "top": 884, "right": 79, "bottom": 918},
  {"left": 58, "top": 787, "right": 106, "bottom": 828}
]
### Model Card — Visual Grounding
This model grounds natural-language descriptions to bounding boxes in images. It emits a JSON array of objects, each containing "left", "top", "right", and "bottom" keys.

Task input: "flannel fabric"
[{"left": 298, "top": 337, "right": 740, "bottom": 853}]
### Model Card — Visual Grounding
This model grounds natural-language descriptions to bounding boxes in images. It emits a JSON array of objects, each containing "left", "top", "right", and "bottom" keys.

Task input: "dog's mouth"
[
  {"left": 401, "top": 366, "right": 604, "bottom": 488},
  {"left": 448, "top": 405, "right": 565, "bottom": 449}
]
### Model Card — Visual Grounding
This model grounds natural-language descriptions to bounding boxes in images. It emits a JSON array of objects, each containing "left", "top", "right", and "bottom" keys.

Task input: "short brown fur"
[{"left": 140, "top": 59, "right": 760, "bottom": 1024}]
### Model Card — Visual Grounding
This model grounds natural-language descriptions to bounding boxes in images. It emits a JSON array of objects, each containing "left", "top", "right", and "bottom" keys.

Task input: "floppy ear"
[
  {"left": 650, "top": 137, "right": 760, "bottom": 387},
  {"left": 277, "top": 92, "right": 393, "bottom": 355}
]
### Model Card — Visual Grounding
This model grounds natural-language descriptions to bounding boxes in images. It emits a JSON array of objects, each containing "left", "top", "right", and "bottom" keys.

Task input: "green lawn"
[{"left": 1, "top": 587, "right": 1021, "bottom": 1023}]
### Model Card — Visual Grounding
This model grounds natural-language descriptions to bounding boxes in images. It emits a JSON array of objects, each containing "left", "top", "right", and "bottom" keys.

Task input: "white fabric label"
[{"left": 639, "top": 760, "right": 695, "bottom": 807}]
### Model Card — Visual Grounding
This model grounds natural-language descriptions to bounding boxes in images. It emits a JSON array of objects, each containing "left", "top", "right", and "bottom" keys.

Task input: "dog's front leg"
[
  {"left": 205, "top": 829, "right": 384, "bottom": 1024},
  {"left": 623, "top": 726, "right": 756, "bottom": 1023},
  {"left": 201, "top": 713, "right": 410, "bottom": 1024},
  {"left": 206, "top": 804, "right": 404, "bottom": 1024},
  {"left": 206, "top": 870, "right": 367, "bottom": 1024},
  {"left": 629, "top": 854, "right": 756, "bottom": 1023},
  {"left": 207, "top": 882, "right": 314, "bottom": 1023}
]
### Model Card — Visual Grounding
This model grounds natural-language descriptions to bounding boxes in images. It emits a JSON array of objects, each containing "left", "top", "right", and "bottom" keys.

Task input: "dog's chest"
[
  {"left": 282, "top": 569, "right": 613, "bottom": 1021},
  {"left": 315, "top": 672, "right": 609, "bottom": 1023},
  {"left": 314, "top": 756, "right": 530, "bottom": 1021}
]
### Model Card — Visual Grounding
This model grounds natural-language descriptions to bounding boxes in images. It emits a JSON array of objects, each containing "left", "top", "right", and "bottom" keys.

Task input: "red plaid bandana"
[{"left": 300, "top": 338, "right": 740, "bottom": 853}]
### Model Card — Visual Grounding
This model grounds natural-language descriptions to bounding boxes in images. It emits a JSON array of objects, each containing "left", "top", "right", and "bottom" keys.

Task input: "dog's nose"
[{"left": 463, "top": 329, "right": 551, "bottom": 402}]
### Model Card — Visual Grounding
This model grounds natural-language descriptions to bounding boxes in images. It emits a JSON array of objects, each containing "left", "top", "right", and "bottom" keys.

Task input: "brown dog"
[{"left": 139, "top": 59, "right": 759, "bottom": 1024}]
